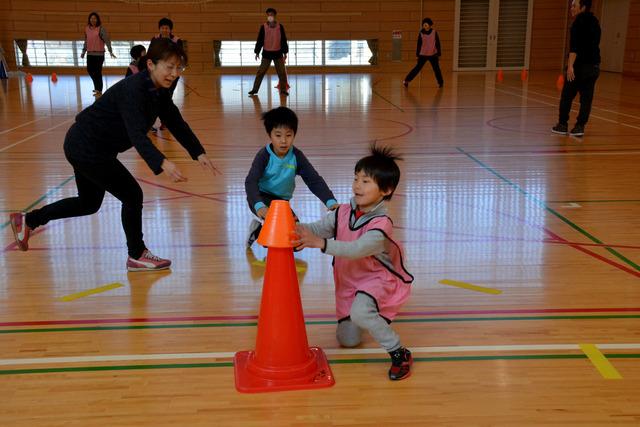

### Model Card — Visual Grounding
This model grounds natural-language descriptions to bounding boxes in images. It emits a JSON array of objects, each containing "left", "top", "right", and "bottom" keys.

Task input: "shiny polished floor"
[{"left": 1, "top": 70, "right": 640, "bottom": 425}]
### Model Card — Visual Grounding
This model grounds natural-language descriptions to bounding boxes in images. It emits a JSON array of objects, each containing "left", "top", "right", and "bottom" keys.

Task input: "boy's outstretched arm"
[{"left": 294, "top": 148, "right": 338, "bottom": 209}]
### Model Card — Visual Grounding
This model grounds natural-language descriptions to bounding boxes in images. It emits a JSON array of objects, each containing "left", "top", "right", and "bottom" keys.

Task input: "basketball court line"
[
  {"left": 0, "top": 116, "right": 50, "bottom": 135},
  {"left": 2, "top": 343, "right": 639, "bottom": 367},
  {"left": 0, "top": 118, "right": 74, "bottom": 153}
]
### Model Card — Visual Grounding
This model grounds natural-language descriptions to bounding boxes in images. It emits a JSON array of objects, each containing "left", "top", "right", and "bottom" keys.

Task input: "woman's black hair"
[
  {"left": 354, "top": 144, "right": 403, "bottom": 200},
  {"left": 422, "top": 17, "right": 433, "bottom": 26},
  {"left": 87, "top": 12, "right": 102, "bottom": 27}
]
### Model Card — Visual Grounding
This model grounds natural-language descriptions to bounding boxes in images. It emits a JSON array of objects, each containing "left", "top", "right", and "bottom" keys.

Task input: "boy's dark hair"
[
  {"left": 87, "top": 12, "right": 102, "bottom": 27},
  {"left": 266, "top": 8, "right": 277, "bottom": 15},
  {"left": 142, "top": 38, "right": 188, "bottom": 69},
  {"left": 355, "top": 144, "right": 402, "bottom": 200},
  {"left": 579, "top": 0, "right": 592, "bottom": 11},
  {"left": 158, "top": 17, "right": 174, "bottom": 30},
  {"left": 262, "top": 107, "right": 298, "bottom": 135},
  {"left": 422, "top": 17, "right": 433, "bottom": 26},
  {"left": 130, "top": 44, "right": 146, "bottom": 60}
]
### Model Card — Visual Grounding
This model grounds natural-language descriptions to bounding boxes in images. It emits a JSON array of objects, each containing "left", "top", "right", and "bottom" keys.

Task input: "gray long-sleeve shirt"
[{"left": 302, "top": 199, "right": 390, "bottom": 260}]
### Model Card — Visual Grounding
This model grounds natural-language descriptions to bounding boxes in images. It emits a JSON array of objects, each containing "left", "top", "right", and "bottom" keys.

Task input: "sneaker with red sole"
[
  {"left": 388, "top": 347, "right": 413, "bottom": 381},
  {"left": 126, "top": 249, "right": 171, "bottom": 271},
  {"left": 9, "top": 213, "right": 31, "bottom": 251}
]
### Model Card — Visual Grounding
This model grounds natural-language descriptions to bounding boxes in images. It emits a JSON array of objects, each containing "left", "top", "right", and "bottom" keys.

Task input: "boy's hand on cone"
[
  {"left": 257, "top": 207, "right": 268, "bottom": 219},
  {"left": 292, "top": 224, "right": 324, "bottom": 250}
]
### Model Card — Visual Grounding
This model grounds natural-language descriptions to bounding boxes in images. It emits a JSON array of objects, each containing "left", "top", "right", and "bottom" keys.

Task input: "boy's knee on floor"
[{"left": 336, "top": 321, "right": 361, "bottom": 348}]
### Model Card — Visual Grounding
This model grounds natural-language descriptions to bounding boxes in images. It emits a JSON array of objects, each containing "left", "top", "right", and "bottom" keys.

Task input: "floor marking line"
[
  {"left": 0, "top": 116, "right": 49, "bottom": 135},
  {"left": 438, "top": 279, "right": 502, "bottom": 295},
  {"left": 2, "top": 307, "right": 640, "bottom": 327},
  {"left": 2, "top": 343, "right": 639, "bottom": 367},
  {"left": 59, "top": 283, "right": 125, "bottom": 302},
  {"left": 579, "top": 344, "right": 623, "bottom": 379},
  {"left": 457, "top": 147, "right": 640, "bottom": 273},
  {"left": 0, "top": 118, "right": 74, "bottom": 153}
]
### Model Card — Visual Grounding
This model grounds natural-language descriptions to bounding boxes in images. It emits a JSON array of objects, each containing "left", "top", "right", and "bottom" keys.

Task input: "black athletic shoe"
[
  {"left": 246, "top": 219, "right": 262, "bottom": 248},
  {"left": 388, "top": 347, "right": 412, "bottom": 381},
  {"left": 248, "top": 90, "right": 258, "bottom": 96},
  {"left": 402, "top": 80, "right": 408, "bottom": 88},
  {"left": 551, "top": 123, "right": 568, "bottom": 135},
  {"left": 569, "top": 124, "right": 585, "bottom": 137}
]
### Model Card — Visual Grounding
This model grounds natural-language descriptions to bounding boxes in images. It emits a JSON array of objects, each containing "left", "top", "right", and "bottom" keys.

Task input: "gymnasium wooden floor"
[{"left": 1, "top": 70, "right": 639, "bottom": 425}]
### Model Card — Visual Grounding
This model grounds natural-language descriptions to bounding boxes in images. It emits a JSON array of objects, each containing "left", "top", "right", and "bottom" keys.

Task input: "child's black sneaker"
[
  {"left": 246, "top": 219, "right": 262, "bottom": 248},
  {"left": 388, "top": 347, "right": 412, "bottom": 381}
]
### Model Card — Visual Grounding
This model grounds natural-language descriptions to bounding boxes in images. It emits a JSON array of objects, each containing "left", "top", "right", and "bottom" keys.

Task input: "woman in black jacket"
[{"left": 10, "top": 39, "right": 219, "bottom": 271}]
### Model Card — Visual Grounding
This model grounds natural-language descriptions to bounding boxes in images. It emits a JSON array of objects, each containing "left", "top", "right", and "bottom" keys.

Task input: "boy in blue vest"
[
  {"left": 244, "top": 107, "right": 338, "bottom": 247},
  {"left": 403, "top": 18, "right": 443, "bottom": 88}
]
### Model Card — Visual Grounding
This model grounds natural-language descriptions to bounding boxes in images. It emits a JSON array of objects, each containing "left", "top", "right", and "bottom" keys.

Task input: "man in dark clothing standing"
[
  {"left": 552, "top": 0, "right": 601, "bottom": 137},
  {"left": 248, "top": 8, "right": 289, "bottom": 96}
]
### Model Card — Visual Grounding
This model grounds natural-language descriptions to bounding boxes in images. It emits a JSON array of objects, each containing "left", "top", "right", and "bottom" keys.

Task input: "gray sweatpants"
[
  {"left": 336, "top": 292, "right": 401, "bottom": 352},
  {"left": 250, "top": 56, "right": 287, "bottom": 93}
]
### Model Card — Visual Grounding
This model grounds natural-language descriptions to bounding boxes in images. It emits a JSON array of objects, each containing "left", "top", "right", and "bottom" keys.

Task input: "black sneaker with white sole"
[
  {"left": 569, "top": 124, "right": 585, "bottom": 137},
  {"left": 551, "top": 123, "right": 568, "bottom": 135}
]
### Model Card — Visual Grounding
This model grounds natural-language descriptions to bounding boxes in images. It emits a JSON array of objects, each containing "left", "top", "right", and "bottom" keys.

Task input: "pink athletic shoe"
[
  {"left": 126, "top": 249, "right": 171, "bottom": 272},
  {"left": 9, "top": 213, "right": 31, "bottom": 251}
]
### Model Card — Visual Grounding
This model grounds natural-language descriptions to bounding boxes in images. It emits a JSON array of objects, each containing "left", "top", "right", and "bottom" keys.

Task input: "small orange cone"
[
  {"left": 556, "top": 74, "right": 564, "bottom": 90},
  {"left": 26, "top": 73, "right": 33, "bottom": 83},
  {"left": 496, "top": 69, "right": 504, "bottom": 82},
  {"left": 234, "top": 200, "right": 335, "bottom": 393},
  {"left": 520, "top": 68, "right": 528, "bottom": 81},
  {"left": 51, "top": 72, "right": 58, "bottom": 83}
]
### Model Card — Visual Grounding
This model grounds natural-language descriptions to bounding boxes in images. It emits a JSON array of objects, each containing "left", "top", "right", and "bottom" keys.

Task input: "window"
[
  {"left": 15, "top": 40, "right": 150, "bottom": 67},
  {"left": 217, "top": 40, "right": 372, "bottom": 67}
]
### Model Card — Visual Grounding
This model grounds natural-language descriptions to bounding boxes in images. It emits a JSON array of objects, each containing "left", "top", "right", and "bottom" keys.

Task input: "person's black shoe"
[
  {"left": 569, "top": 124, "right": 585, "bottom": 137},
  {"left": 551, "top": 123, "right": 568, "bottom": 135},
  {"left": 388, "top": 347, "right": 412, "bottom": 381},
  {"left": 402, "top": 80, "right": 408, "bottom": 88},
  {"left": 248, "top": 90, "right": 258, "bottom": 96}
]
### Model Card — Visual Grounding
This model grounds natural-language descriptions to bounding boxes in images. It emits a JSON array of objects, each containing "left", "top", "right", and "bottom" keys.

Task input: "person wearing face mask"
[
  {"left": 9, "top": 39, "right": 219, "bottom": 272},
  {"left": 402, "top": 17, "right": 443, "bottom": 89},
  {"left": 248, "top": 8, "right": 290, "bottom": 96}
]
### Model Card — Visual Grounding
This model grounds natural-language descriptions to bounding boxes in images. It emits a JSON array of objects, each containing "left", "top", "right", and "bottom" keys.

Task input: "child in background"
[
  {"left": 126, "top": 44, "right": 146, "bottom": 77},
  {"left": 244, "top": 106, "right": 337, "bottom": 247},
  {"left": 293, "top": 144, "right": 414, "bottom": 381}
]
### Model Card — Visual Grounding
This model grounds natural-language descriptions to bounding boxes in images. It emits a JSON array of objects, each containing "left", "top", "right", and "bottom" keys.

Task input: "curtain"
[
  {"left": 15, "top": 39, "right": 30, "bottom": 66},
  {"left": 366, "top": 39, "right": 378, "bottom": 65}
]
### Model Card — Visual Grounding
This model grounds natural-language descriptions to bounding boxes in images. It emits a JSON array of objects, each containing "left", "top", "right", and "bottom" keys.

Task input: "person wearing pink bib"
[
  {"left": 248, "top": 8, "right": 289, "bottom": 96},
  {"left": 403, "top": 17, "right": 443, "bottom": 89},
  {"left": 294, "top": 144, "right": 414, "bottom": 381},
  {"left": 80, "top": 12, "right": 116, "bottom": 97}
]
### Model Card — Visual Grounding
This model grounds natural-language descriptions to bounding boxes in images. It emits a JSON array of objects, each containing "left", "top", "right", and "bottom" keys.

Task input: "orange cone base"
[{"left": 234, "top": 347, "right": 335, "bottom": 393}]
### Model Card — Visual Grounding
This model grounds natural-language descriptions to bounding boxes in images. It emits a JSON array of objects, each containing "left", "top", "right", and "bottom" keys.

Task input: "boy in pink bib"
[{"left": 294, "top": 144, "right": 414, "bottom": 380}]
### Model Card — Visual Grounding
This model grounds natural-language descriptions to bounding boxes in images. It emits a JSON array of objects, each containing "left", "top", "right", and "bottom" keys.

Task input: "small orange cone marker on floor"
[{"left": 234, "top": 200, "right": 335, "bottom": 393}]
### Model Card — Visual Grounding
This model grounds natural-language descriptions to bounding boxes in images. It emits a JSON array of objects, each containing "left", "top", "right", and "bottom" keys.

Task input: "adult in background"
[
  {"left": 80, "top": 12, "right": 116, "bottom": 97},
  {"left": 248, "top": 8, "right": 289, "bottom": 96},
  {"left": 552, "top": 0, "right": 601, "bottom": 138}
]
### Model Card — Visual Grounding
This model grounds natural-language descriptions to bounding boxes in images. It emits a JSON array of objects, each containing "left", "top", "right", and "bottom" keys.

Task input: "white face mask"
[{"left": 267, "top": 16, "right": 275, "bottom": 23}]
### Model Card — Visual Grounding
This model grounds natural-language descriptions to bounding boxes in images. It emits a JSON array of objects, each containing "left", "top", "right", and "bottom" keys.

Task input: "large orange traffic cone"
[
  {"left": 496, "top": 69, "right": 504, "bottom": 82},
  {"left": 556, "top": 74, "right": 564, "bottom": 91},
  {"left": 51, "top": 72, "right": 58, "bottom": 83},
  {"left": 234, "top": 200, "right": 335, "bottom": 393}
]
